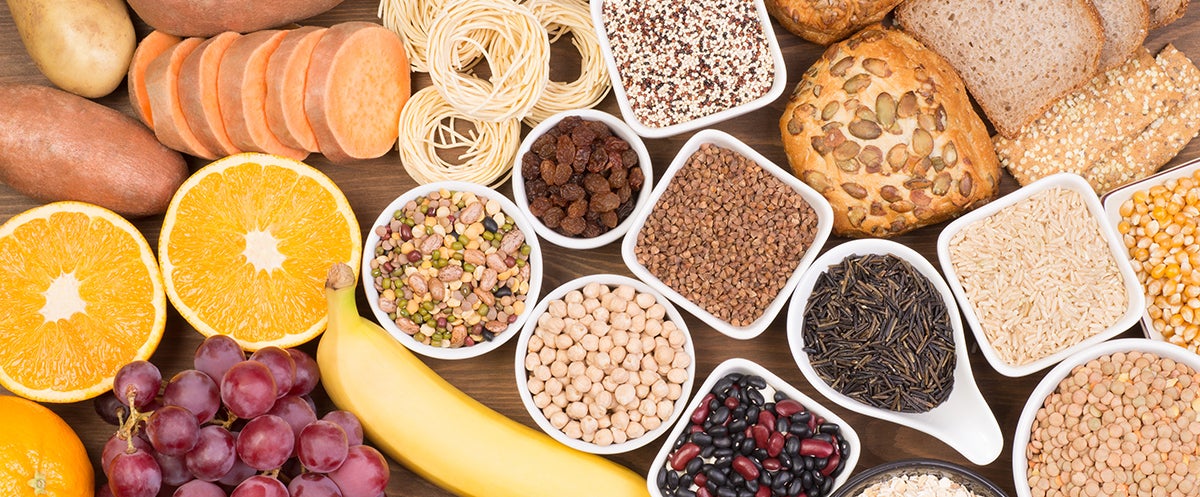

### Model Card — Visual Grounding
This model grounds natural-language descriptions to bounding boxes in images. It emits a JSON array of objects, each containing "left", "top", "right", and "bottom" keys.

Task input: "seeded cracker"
[
  {"left": 993, "top": 49, "right": 1182, "bottom": 193},
  {"left": 1087, "top": 45, "right": 1200, "bottom": 190}
]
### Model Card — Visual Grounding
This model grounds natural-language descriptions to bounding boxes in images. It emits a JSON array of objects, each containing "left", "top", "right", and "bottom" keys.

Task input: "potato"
[
  {"left": 5, "top": 0, "right": 135, "bottom": 98},
  {"left": 0, "top": 84, "right": 189, "bottom": 218},
  {"left": 126, "top": 0, "right": 345, "bottom": 37}
]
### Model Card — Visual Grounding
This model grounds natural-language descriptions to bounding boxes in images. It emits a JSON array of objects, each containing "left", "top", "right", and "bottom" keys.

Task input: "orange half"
[
  {"left": 0, "top": 202, "right": 165, "bottom": 403},
  {"left": 159, "top": 153, "right": 361, "bottom": 351}
]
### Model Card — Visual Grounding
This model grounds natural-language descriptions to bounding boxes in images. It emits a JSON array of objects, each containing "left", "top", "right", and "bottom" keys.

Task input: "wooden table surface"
[{"left": 2, "top": 2, "right": 1199, "bottom": 496}]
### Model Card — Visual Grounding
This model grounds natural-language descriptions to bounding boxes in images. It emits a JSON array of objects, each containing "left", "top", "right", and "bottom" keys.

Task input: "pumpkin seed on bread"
[{"left": 779, "top": 25, "right": 1000, "bottom": 238}]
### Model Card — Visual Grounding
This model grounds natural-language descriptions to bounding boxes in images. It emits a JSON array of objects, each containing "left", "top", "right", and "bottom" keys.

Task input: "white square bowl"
[
  {"left": 620, "top": 129, "right": 834, "bottom": 340},
  {"left": 785, "top": 238, "right": 1003, "bottom": 466},
  {"left": 1100, "top": 156, "right": 1200, "bottom": 342},
  {"left": 936, "top": 173, "right": 1145, "bottom": 377},
  {"left": 645, "top": 358, "right": 861, "bottom": 497},
  {"left": 589, "top": 0, "right": 788, "bottom": 139}
]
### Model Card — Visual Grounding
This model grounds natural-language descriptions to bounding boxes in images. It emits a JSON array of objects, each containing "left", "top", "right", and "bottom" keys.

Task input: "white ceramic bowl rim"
[
  {"left": 620, "top": 129, "right": 834, "bottom": 340},
  {"left": 1011, "top": 338, "right": 1200, "bottom": 497},
  {"left": 645, "top": 357, "right": 862, "bottom": 497},
  {"left": 361, "top": 180, "right": 544, "bottom": 360},
  {"left": 787, "top": 238, "right": 1004, "bottom": 465},
  {"left": 512, "top": 273, "right": 696, "bottom": 454},
  {"left": 936, "top": 172, "right": 1146, "bottom": 377},
  {"left": 510, "top": 108, "right": 655, "bottom": 250},
  {"left": 588, "top": 0, "right": 788, "bottom": 138}
]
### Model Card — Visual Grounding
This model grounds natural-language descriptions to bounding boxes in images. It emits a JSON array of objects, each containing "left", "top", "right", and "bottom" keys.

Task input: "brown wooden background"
[{"left": 2, "top": 1, "right": 1198, "bottom": 496}]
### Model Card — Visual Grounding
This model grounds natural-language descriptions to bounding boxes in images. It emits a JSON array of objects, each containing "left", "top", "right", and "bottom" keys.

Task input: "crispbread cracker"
[
  {"left": 994, "top": 49, "right": 1183, "bottom": 189},
  {"left": 1088, "top": 45, "right": 1200, "bottom": 192}
]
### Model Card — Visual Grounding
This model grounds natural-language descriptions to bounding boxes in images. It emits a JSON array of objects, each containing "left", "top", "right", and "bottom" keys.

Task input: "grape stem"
[{"left": 116, "top": 388, "right": 154, "bottom": 452}]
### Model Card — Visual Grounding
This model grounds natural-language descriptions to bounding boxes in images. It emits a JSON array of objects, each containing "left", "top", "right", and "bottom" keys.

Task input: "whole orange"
[{"left": 0, "top": 395, "right": 93, "bottom": 497}]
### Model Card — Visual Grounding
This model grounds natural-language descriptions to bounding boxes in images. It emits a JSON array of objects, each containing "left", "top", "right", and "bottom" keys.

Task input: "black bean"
[
  {"left": 679, "top": 475, "right": 694, "bottom": 489},
  {"left": 775, "top": 471, "right": 793, "bottom": 487},
  {"left": 812, "top": 433, "right": 834, "bottom": 444},
  {"left": 713, "top": 436, "right": 732, "bottom": 449},
  {"left": 801, "top": 471, "right": 813, "bottom": 489},
  {"left": 774, "top": 391, "right": 789, "bottom": 402},
  {"left": 727, "top": 373, "right": 745, "bottom": 382},
  {"left": 714, "top": 457, "right": 732, "bottom": 469},
  {"left": 709, "top": 398, "right": 721, "bottom": 411},
  {"left": 686, "top": 457, "right": 703, "bottom": 475},
  {"left": 752, "top": 448, "right": 768, "bottom": 460},
  {"left": 789, "top": 423, "right": 812, "bottom": 438},
  {"left": 692, "top": 432, "right": 713, "bottom": 447},
  {"left": 714, "top": 448, "right": 734, "bottom": 459},
  {"left": 715, "top": 377, "right": 735, "bottom": 393},
  {"left": 822, "top": 474, "right": 834, "bottom": 494},
  {"left": 758, "top": 471, "right": 772, "bottom": 486},
  {"left": 731, "top": 405, "right": 747, "bottom": 421},
  {"left": 702, "top": 463, "right": 715, "bottom": 474},
  {"left": 494, "top": 286, "right": 512, "bottom": 298},
  {"left": 775, "top": 417, "right": 790, "bottom": 434},
  {"left": 481, "top": 330, "right": 496, "bottom": 342},
  {"left": 738, "top": 490, "right": 755, "bottom": 497},
  {"left": 778, "top": 453, "right": 793, "bottom": 470},
  {"left": 674, "top": 436, "right": 686, "bottom": 450},
  {"left": 763, "top": 402, "right": 775, "bottom": 413},
  {"left": 814, "top": 458, "right": 828, "bottom": 470},
  {"left": 784, "top": 436, "right": 800, "bottom": 456},
  {"left": 677, "top": 489, "right": 696, "bottom": 497},
  {"left": 729, "top": 473, "right": 744, "bottom": 487},
  {"left": 744, "top": 479, "right": 758, "bottom": 492},
  {"left": 818, "top": 422, "right": 840, "bottom": 435},
  {"left": 745, "top": 405, "right": 761, "bottom": 421},
  {"left": 728, "top": 419, "right": 747, "bottom": 434},
  {"left": 788, "top": 478, "right": 804, "bottom": 495},
  {"left": 802, "top": 456, "right": 815, "bottom": 471},
  {"left": 700, "top": 445, "right": 716, "bottom": 459},
  {"left": 717, "top": 487, "right": 737, "bottom": 497},
  {"left": 483, "top": 217, "right": 498, "bottom": 232},
  {"left": 747, "top": 376, "right": 767, "bottom": 389},
  {"left": 707, "top": 468, "right": 727, "bottom": 486},
  {"left": 711, "top": 406, "right": 731, "bottom": 425},
  {"left": 707, "top": 481, "right": 718, "bottom": 494},
  {"left": 791, "top": 411, "right": 812, "bottom": 423},
  {"left": 747, "top": 388, "right": 764, "bottom": 406},
  {"left": 839, "top": 439, "right": 852, "bottom": 458},
  {"left": 668, "top": 470, "right": 679, "bottom": 488},
  {"left": 738, "top": 438, "right": 755, "bottom": 455},
  {"left": 709, "top": 426, "right": 729, "bottom": 438},
  {"left": 656, "top": 467, "right": 668, "bottom": 488}
]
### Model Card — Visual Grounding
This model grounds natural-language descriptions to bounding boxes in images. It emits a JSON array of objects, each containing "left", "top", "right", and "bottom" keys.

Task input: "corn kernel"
[{"left": 1151, "top": 264, "right": 1168, "bottom": 279}]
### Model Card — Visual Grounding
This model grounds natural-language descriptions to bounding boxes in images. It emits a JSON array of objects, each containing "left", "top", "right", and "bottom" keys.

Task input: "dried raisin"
[
  {"left": 560, "top": 184, "right": 586, "bottom": 202},
  {"left": 542, "top": 207, "right": 565, "bottom": 229},
  {"left": 560, "top": 216, "right": 587, "bottom": 235},
  {"left": 567, "top": 199, "right": 589, "bottom": 218},
  {"left": 521, "top": 153, "right": 541, "bottom": 179},
  {"left": 590, "top": 191, "right": 620, "bottom": 213}
]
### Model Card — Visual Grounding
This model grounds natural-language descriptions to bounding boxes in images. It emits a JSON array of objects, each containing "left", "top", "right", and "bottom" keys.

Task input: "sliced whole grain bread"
[
  {"left": 1148, "top": 0, "right": 1190, "bottom": 28},
  {"left": 1094, "top": 0, "right": 1151, "bottom": 71},
  {"left": 895, "top": 0, "right": 1105, "bottom": 138}
]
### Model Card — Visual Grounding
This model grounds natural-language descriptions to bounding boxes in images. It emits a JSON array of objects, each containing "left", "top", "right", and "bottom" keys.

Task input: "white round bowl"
[
  {"left": 513, "top": 274, "right": 695, "bottom": 454},
  {"left": 362, "top": 180, "right": 544, "bottom": 360},
  {"left": 646, "top": 358, "right": 862, "bottom": 497},
  {"left": 937, "top": 173, "right": 1145, "bottom": 377},
  {"left": 621, "top": 129, "right": 834, "bottom": 340},
  {"left": 786, "top": 238, "right": 1004, "bottom": 466},
  {"left": 510, "top": 109, "right": 654, "bottom": 250},
  {"left": 1011, "top": 338, "right": 1200, "bottom": 497}
]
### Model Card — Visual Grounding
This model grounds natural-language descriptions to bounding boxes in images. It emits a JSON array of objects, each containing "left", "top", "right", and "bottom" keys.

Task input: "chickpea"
[
  {"left": 567, "top": 302, "right": 587, "bottom": 319},
  {"left": 615, "top": 384, "right": 637, "bottom": 407},
  {"left": 567, "top": 344, "right": 586, "bottom": 362},
  {"left": 572, "top": 375, "right": 592, "bottom": 393},
  {"left": 651, "top": 379, "right": 669, "bottom": 399},
  {"left": 580, "top": 416, "right": 598, "bottom": 437},
  {"left": 564, "top": 289, "right": 584, "bottom": 304},
  {"left": 593, "top": 428, "right": 614, "bottom": 446},
  {"left": 610, "top": 346, "right": 627, "bottom": 365},
  {"left": 611, "top": 312, "right": 632, "bottom": 331},
  {"left": 566, "top": 401, "right": 588, "bottom": 419},
  {"left": 638, "top": 398, "right": 657, "bottom": 417},
  {"left": 538, "top": 347, "right": 555, "bottom": 366},
  {"left": 568, "top": 361, "right": 586, "bottom": 378},
  {"left": 596, "top": 390, "right": 614, "bottom": 409},
  {"left": 550, "top": 411, "right": 569, "bottom": 429},
  {"left": 635, "top": 292, "right": 656, "bottom": 309},
  {"left": 533, "top": 391, "right": 551, "bottom": 409},
  {"left": 563, "top": 420, "right": 582, "bottom": 439},
  {"left": 642, "top": 416, "right": 661, "bottom": 431},
  {"left": 548, "top": 300, "right": 567, "bottom": 318},
  {"left": 588, "top": 402, "right": 607, "bottom": 419},
  {"left": 636, "top": 384, "right": 650, "bottom": 399},
  {"left": 534, "top": 365, "right": 551, "bottom": 381},
  {"left": 626, "top": 421, "right": 646, "bottom": 439},
  {"left": 524, "top": 352, "right": 541, "bottom": 371},
  {"left": 647, "top": 303, "right": 666, "bottom": 320},
  {"left": 582, "top": 282, "right": 603, "bottom": 299},
  {"left": 565, "top": 384, "right": 582, "bottom": 402},
  {"left": 567, "top": 322, "right": 587, "bottom": 341},
  {"left": 657, "top": 400, "right": 674, "bottom": 419},
  {"left": 528, "top": 377, "right": 545, "bottom": 395},
  {"left": 528, "top": 334, "right": 544, "bottom": 353},
  {"left": 645, "top": 319, "right": 663, "bottom": 337},
  {"left": 612, "top": 429, "right": 628, "bottom": 445},
  {"left": 611, "top": 410, "right": 630, "bottom": 430},
  {"left": 554, "top": 333, "right": 573, "bottom": 350},
  {"left": 550, "top": 361, "right": 568, "bottom": 379},
  {"left": 615, "top": 284, "right": 636, "bottom": 301},
  {"left": 585, "top": 365, "right": 604, "bottom": 383},
  {"left": 545, "top": 377, "right": 563, "bottom": 396}
]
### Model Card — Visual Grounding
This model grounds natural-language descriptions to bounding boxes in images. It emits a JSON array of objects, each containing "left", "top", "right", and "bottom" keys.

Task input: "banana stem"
[{"left": 325, "top": 263, "right": 363, "bottom": 333}]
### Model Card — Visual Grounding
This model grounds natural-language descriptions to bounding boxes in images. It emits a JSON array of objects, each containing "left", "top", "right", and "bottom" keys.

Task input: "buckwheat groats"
[{"left": 780, "top": 26, "right": 1000, "bottom": 237}]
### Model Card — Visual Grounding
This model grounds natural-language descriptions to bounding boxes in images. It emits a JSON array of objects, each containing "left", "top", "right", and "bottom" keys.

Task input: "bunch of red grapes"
[{"left": 95, "top": 335, "right": 389, "bottom": 497}]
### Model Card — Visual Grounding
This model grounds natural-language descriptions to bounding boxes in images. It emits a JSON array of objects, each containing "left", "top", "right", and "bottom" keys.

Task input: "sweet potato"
[
  {"left": 145, "top": 37, "right": 218, "bottom": 159},
  {"left": 266, "top": 26, "right": 326, "bottom": 153},
  {"left": 218, "top": 30, "right": 308, "bottom": 160},
  {"left": 128, "top": 31, "right": 182, "bottom": 127},
  {"left": 0, "top": 84, "right": 188, "bottom": 217},
  {"left": 305, "top": 22, "right": 410, "bottom": 164},
  {"left": 125, "top": 0, "right": 344, "bottom": 38},
  {"left": 179, "top": 32, "right": 243, "bottom": 157}
]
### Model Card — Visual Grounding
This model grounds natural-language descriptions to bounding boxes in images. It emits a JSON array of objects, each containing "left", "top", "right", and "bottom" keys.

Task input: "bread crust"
[
  {"left": 778, "top": 25, "right": 1001, "bottom": 238},
  {"left": 763, "top": 0, "right": 904, "bottom": 45},
  {"left": 1149, "top": 0, "right": 1190, "bottom": 28},
  {"left": 1096, "top": 0, "right": 1150, "bottom": 72}
]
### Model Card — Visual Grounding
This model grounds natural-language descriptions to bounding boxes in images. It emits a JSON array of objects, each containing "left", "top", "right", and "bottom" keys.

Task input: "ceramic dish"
[
  {"left": 1011, "top": 338, "right": 1200, "bottom": 497},
  {"left": 588, "top": 0, "right": 787, "bottom": 138},
  {"left": 620, "top": 129, "right": 833, "bottom": 340},
  {"left": 1101, "top": 156, "right": 1200, "bottom": 342},
  {"left": 829, "top": 459, "right": 1008, "bottom": 497},
  {"left": 362, "top": 181, "right": 544, "bottom": 360},
  {"left": 513, "top": 274, "right": 694, "bottom": 454},
  {"left": 646, "top": 358, "right": 862, "bottom": 497},
  {"left": 511, "top": 109, "right": 653, "bottom": 249},
  {"left": 936, "top": 173, "right": 1145, "bottom": 377},
  {"left": 786, "top": 238, "right": 1003, "bottom": 466}
]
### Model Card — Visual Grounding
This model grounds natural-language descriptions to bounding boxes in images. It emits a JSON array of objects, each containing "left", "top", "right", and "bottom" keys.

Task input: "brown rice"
[{"left": 947, "top": 187, "right": 1128, "bottom": 366}]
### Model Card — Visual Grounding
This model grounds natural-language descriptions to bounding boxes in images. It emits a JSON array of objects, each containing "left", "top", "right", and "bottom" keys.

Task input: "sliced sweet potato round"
[
  {"left": 179, "top": 32, "right": 243, "bottom": 157},
  {"left": 305, "top": 22, "right": 410, "bottom": 164},
  {"left": 217, "top": 30, "right": 308, "bottom": 161},
  {"left": 265, "top": 26, "right": 326, "bottom": 153},
  {"left": 128, "top": 31, "right": 182, "bottom": 128},
  {"left": 145, "top": 37, "right": 218, "bottom": 159}
]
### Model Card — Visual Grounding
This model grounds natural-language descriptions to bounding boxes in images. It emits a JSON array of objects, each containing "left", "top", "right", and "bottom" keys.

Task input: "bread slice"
[
  {"left": 1089, "top": 45, "right": 1200, "bottom": 190},
  {"left": 993, "top": 49, "right": 1182, "bottom": 191},
  {"left": 1148, "top": 0, "right": 1189, "bottom": 28},
  {"left": 1094, "top": 0, "right": 1151, "bottom": 71},
  {"left": 895, "top": 0, "right": 1105, "bottom": 138}
]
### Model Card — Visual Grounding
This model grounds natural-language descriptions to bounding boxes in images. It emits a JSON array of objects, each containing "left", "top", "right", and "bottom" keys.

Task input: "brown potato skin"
[
  {"left": 125, "top": 0, "right": 345, "bottom": 37},
  {"left": 0, "top": 84, "right": 188, "bottom": 217}
]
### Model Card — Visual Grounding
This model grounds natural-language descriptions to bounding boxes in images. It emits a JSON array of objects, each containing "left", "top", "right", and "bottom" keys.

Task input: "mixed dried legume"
[
  {"left": 634, "top": 144, "right": 819, "bottom": 327},
  {"left": 1026, "top": 351, "right": 1200, "bottom": 497},
  {"left": 600, "top": 0, "right": 775, "bottom": 128},
  {"left": 1117, "top": 170, "right": 1200, "bottom": 352},
  {"left": 522, "top": 116, "right": 644, "bottom": 238},
  {"left": 657, "top": 372, "right": 850, "bottom": 497},
  {"left": 524, "top": 281, "right": 690, "bottom": 446},
  {"left": 369, "top": 189, "right": 532, "bottom": 348}
]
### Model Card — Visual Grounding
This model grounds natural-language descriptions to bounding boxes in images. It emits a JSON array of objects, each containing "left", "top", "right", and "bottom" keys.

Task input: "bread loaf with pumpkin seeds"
[{"left": 779, "top": 25, "right": 1000, "bottom": 238}]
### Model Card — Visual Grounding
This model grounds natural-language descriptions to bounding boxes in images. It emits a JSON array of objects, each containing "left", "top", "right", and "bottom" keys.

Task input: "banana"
[{"left": 318, "top": 263, "right": 651, "bottom": 497}]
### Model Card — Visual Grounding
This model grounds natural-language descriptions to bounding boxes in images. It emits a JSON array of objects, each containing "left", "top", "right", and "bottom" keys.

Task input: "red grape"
[
  {"left": 147, "top": 406, "right": 200, "bottom": 456},
  {"left": 103, "top": 434, "right": 152, "bottom": 474},
  {"left": 186, "top": 426, "right": 237, "bottom": 481},
  {"left": 164, "top": 369, "right": 221, "bottom": 424},
  {"left": 109, "top": 448, "right": 162, "bottom": 497},
  {"left": 154, "top": 451, "right": 193, "bottom": 487},
  {"left": 114, "top": 360, "right": 162, "bottom": 409},
  {"left": 221, "top": 361, "right": 277, "bottom": 418},
  {"left": 250, "top": 347, "right": 295, "bottom": 399},
  {"left": 266, "top": 396, "right": 316, "bottom": 450},
  {"left": 95, "top": 391, "right": 131, "bottom": 425},
  {"left": 230, "top": 475, "right": 288, "bottom": 497},
  {"left": 287, "top": 349, "right": 320, "bottom": 397},
  {"left": 326, "top": 445, "right": 388, "bottom": 497},
  {"left": 236, "top": 415, "right": 294, "bottom": 470},
  {"left": 195, "top": 335, "right": 245, "bottom": 382},
  {"left": 297, "top": 421, "right": 348, "bottom": 473},
  {"left": 174, "top": 480, "right": 227, "bottom": 497},
  {"left": 98, "top": 484, "right": 116, "bottom": 497},
  {"left": 320, "top": 411, "right": 363, "bottom": 446},
  {"left": 216, "top": 455, "right": 258, "bottom": 487},
  {"left": 287, "top": 473, "right": 343, "bottom": 497}
]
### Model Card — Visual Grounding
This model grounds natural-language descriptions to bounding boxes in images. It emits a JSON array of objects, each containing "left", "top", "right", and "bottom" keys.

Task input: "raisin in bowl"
[{"left": 512, "top": 109, "right": 653, "bottom": 250}]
